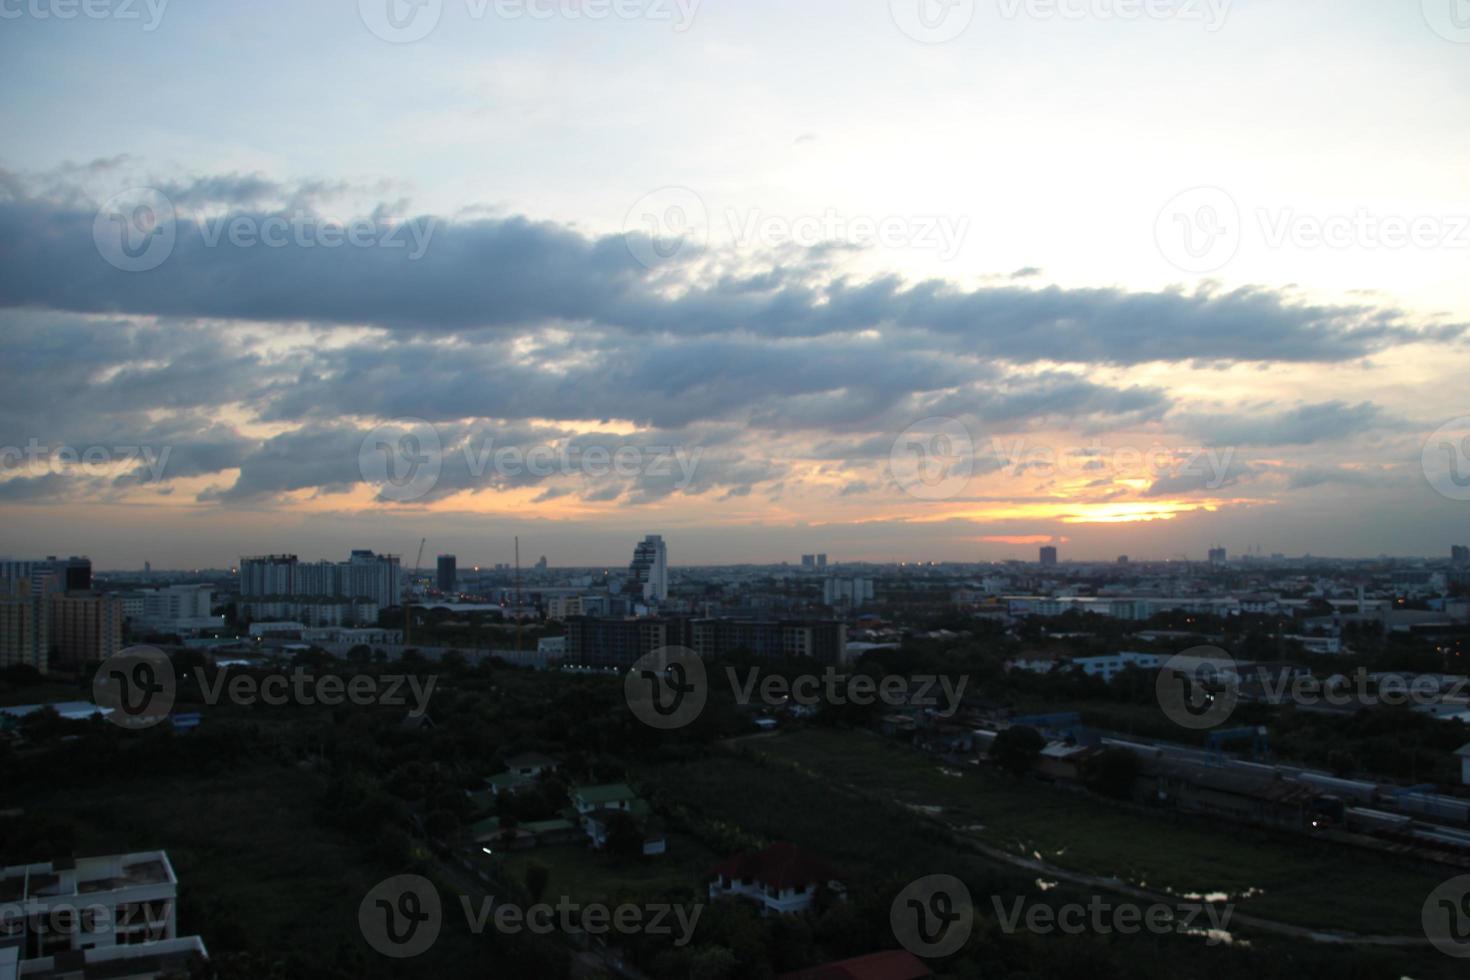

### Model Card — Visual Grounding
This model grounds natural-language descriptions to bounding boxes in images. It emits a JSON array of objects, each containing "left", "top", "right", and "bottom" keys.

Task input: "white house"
[
  {"left": 708, "top": 843, "right": 845, "bottom": 916},
  {"left": 0, "top": 851, "right": 201, "bottom": 969}
]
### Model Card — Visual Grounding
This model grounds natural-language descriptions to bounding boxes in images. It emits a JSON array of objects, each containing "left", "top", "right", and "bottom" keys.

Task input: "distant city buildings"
[
  {"left": 239, "top": 550, "right": 401, "bottom": 608},
  {"left": 1209, "top": 546, "right": 1229, "bottom": 566},
  {"left": 628, "top": 535, "right": 668, "bottom": 603},
  {"left": 823, "top": 577, "right": 874, "bottom": 608}
]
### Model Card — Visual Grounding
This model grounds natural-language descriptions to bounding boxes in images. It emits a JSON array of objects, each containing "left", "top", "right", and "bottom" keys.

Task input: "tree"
[{"left": 990, "top": 725, "right": 1045, "bottom": 777}]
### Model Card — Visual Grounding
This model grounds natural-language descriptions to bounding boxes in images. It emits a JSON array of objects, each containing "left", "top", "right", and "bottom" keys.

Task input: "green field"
[
  {"left": 493, "top": 832, "right": 719, "bottom": 906},
  {"left": 739, "top": 728, "right": 1454, "bottom": 937}
]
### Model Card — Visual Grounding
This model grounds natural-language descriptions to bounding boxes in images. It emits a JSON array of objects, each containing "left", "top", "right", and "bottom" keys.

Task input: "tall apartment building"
[
  {"left": 48, "top": 593, "right": 123, "bottom": 670},
  {"left": 238, "top": 554, "right": 296, "bottom": 597},
  {"left": 0, "top": 580, "right": 49, "bottom": 674},
  {"left": 1039, "top": 546, "right": 1058, "bottom": 567},
  {"left": 628, "top": 535, "right": 668, "bottom": 603},
  {"left": 1454, "top": 545, "right": 1470, "bottom": 564},
  {"left": 0, "top": 850, "right": 207, "bottom": 977},
  {"left": 0, "top": 558, "right": 89, "bottom": 595},
  {"left": 436, "top": 554, "right": 457, "bottom": 593}
]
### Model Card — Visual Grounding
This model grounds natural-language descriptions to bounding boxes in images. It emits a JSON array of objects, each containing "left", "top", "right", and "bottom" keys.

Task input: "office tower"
[
  {"left": 537, "top": 555, "right": 549, "bottom": 571},
  {"left": 1208, "top": 546, "right": 1228, "bottom": 566},
  {"left": 1039, "top": 546, "right": 1058, "bottom": 567},
  {"left": 802, "top": 555, "right": 815, "bottom": 568},
  {"left": 1454, "top": 545, "right": 1469, "bottom": 564},
  {"left": 437, "top": 554, "right": 457, "bottom": 593},
  {"left": 816, "top": 554, "right": 827, "bottom": 569},
  {"left": 628, "top": 534, "right": 669, "bottom": 602}
]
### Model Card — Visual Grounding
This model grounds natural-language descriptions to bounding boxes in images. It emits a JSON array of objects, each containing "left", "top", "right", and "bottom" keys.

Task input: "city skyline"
[{"left": 2, "top": 0, "right": 1468, "bottom": 567}]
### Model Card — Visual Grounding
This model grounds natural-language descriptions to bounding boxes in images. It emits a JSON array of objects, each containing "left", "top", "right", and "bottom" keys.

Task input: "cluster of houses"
[{"left": 468, "top": 753, "right": 668, "bottom": 856}]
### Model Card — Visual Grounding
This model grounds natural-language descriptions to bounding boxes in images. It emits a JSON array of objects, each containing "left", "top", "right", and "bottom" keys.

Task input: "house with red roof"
[
  {"left": 708, "top": 842, "right": 846, "bottom": 916},
  {"left": 777, "top": 950, "right": 932, "bottom": 980}
]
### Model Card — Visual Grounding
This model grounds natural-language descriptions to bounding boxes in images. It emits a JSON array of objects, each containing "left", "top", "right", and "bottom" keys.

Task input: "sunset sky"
[{"left": 1, "top": 0, "right": 1467, "bottom": 568}]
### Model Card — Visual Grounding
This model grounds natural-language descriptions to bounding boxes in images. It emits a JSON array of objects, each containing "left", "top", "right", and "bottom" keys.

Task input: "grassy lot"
[
  {"left": 494, "top": 832, "right": 719, "bottom": 906},
  {"left": 742, "top": 727, "right": 1453, "bottom": 937}
]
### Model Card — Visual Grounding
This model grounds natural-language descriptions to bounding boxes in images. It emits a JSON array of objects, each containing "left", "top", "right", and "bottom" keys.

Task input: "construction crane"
[{"left": 405, "top": 537, "right": 426, "bottom": 647}]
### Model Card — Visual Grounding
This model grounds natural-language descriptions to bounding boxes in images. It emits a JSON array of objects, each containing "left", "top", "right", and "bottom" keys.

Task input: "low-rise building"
[{"left": 708, "top": 843, "right": 845, "bottom": 916}]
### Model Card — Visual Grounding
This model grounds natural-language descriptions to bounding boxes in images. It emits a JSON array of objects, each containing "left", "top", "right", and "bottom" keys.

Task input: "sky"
[{"left": 1, "top": 0, "right": 1468, "bottom": 569}]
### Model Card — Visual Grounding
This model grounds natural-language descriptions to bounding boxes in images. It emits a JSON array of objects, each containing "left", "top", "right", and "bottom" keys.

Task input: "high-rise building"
[
  {"left": 1208, "top": 546, "right": 1228, "bottom": 566},
  {"left": 49, "top": 592, "right": 123, "bottom": 670},
  {"left": 241, "top": 551, "right": 400, "bottom": 607},
  {"left": 816, "top": 554, "right": 828, "bottom": 569},
  {"left": 0, "top": 578, "right": 50, "bottom": 674},
  {"left": 437, "top": 554, "right": 457, "bottom": 593},
  {"left": 629, "top": 535, "right": 668, "bottom": 603},
  {"left": 1039, "top": 546, "right": 1058, "bottom": 567},
  {"left": 823, "top": 577, "right": 874, "bottom": 607},
  {"left": 537, "top": 555, "right": 549, "bottom": 571},
  {"left": 239, "top": 555, "right": 297, "bottom": 596},
  {"left": 0, "top": 556, "right": 90, "bottom": 594},
  {"left": 801, "top": 555, "right": 815, "bottom": 569},
  {"left": 1454, "top": 545, "right": 1470, "bottom": 564}
]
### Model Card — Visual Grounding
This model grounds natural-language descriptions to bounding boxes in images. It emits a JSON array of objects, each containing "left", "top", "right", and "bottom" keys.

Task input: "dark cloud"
[{"left": 1176, "top": 400, "right": 1393, "bottom": 446}]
